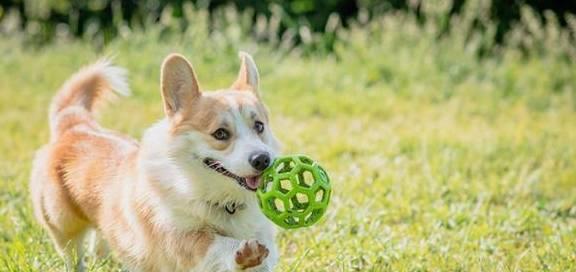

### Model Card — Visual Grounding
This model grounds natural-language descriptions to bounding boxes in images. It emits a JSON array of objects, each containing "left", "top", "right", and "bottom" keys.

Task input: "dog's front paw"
[{"left": 234, "top": 240, "right": 269, "bottom": 270}]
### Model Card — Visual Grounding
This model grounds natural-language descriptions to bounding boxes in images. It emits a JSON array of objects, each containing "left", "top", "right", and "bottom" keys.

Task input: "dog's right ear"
[{"left": 161, "top": 54, "right": 201, "bottom": 118}]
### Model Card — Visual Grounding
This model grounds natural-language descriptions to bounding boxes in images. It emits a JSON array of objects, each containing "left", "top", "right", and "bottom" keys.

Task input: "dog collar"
[
  {"left": 225, "top": 202, "right": 239, "bottom": 214},
  {"left": 208, "top": 201, "right": 246, "bottom": 215}
]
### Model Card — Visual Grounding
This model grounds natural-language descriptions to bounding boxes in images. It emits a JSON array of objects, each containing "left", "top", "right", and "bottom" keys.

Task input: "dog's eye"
[
  {"left": 212, "top": 128, "right": 230, "bottom": 141},
  {"left": 254, "top": 121, "right": 264, "bottom": 134}
]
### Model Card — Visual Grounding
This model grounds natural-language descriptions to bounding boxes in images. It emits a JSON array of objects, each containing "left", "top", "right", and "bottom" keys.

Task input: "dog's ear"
[
  {"left": 231, "top": 51, "right": 260, "bottom": 98},
  {"left": 161, "top": 54, "right": 201, "bottom": 118}
]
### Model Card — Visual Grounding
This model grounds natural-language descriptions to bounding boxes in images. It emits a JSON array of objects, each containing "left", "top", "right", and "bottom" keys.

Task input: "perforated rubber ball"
[{"left": 256, "top": 155, "right": 331, "bottom": 229}]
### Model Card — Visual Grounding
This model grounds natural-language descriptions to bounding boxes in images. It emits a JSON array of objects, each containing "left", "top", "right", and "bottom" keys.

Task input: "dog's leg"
[
  {"left": 35, "top": 198, "right": 88, "bottom": 272},
  {"left": 257, "top": 237, "right": 278, "bottom": 272},
  {"left": 45, "top": 228, "right": 86, "bottom": 272},
  {"left": 87, "top": 229, "right": 109, "bottom": 258},
  {"left": 30, "top": 149, "right": 90, "bottom": 271},
  {"left": 234, "top": 239, "right": 272, "bottom": 272},
  {"left": 33, "top": 183, "right": 89, "bottom": 271},
  {"left": 70, "top": 234, "right": 86, "bottom": 272},
  {"left": 194, "top": 235, "right": 272, "bottom": 272}
]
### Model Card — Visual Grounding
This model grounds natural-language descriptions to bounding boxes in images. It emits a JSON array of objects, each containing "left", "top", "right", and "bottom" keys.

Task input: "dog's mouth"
[{"left": 203, "top": 158, "right": 261, "bottom": 191}]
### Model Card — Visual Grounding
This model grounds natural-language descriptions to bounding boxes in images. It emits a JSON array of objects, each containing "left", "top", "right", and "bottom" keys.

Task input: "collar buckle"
[{"left": 225, "top": 202, "right": 237, "bottom": 214}]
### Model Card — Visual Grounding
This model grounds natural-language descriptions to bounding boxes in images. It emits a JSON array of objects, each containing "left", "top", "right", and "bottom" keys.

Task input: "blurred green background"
[
  {"left": 2, "top": 0, "right": 576, "bottom": 56},
  {"left": 1, "top": 0, "right": 575, "bottom": 271}
]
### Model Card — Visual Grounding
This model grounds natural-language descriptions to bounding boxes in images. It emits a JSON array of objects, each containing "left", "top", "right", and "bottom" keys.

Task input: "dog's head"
[{"left": 159, "top": 53, "right": 280, "bottom": 199}]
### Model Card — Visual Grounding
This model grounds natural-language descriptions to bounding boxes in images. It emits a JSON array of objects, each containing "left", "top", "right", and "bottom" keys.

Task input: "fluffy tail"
[{"left": 49, "top": 59, "right": 130, "bottom": 139}]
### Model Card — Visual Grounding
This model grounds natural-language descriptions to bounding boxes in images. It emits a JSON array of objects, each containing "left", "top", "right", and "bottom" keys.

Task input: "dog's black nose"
[{"left": 249, "top": 152, "right": 271, "bottom": 171}]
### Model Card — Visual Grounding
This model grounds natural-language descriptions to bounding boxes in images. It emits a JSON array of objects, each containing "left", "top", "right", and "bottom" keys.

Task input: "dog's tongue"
[{"left": 245, "top": 177, "right": 261, "bottom": 190}]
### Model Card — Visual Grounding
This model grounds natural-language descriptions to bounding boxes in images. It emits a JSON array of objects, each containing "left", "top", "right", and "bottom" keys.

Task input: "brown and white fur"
[{"left": 30, "top": 53, "right": 280, "bottom": 271}]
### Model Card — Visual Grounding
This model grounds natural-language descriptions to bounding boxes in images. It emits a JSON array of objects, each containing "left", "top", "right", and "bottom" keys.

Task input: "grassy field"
[{"left": 1, "top": 11, "right": 576, "bottom": 271}]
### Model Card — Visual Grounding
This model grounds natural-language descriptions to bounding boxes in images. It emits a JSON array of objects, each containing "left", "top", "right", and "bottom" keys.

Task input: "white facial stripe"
[{"left": 229, "top": 98, "right": 252, "bottom": 139}]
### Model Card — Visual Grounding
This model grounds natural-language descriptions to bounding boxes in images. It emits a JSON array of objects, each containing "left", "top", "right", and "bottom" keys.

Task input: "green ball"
[{"left": 257, "top": 155, "right": 332, "bottom": 229}]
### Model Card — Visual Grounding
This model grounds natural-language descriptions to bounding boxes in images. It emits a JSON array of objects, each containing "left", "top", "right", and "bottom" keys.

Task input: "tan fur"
[{"left": 31, "top": 54, "right": 278, "bottom": 271}]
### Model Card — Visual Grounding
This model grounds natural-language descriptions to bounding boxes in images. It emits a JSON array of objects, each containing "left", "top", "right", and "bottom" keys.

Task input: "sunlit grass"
[{"left": 1, "top": 11, "right": 575, "bottom": 271}]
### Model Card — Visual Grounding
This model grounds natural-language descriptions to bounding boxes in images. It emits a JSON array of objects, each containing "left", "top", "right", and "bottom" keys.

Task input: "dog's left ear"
[{"left": 231, "top": 51, "right": 260, "bottom": 98}]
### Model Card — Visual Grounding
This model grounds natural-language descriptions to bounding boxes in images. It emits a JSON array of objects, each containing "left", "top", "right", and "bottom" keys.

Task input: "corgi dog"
[{"left": 30, "top": 53, "right": 280, "bottom": 271}]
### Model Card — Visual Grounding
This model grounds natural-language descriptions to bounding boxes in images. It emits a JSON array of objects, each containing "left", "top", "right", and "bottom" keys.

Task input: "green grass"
[{"left": 1, "top": 11, "right": 576, "bottom": 271}]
